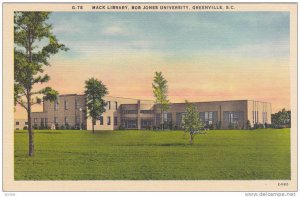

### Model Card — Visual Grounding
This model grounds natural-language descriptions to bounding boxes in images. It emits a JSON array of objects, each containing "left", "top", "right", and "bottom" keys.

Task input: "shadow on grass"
[
  {"left": 119, "top": 143, "right": 193, "bottom": 147},
  {"left": 88, "top": 130, "right": 115, "bottom": 135}
]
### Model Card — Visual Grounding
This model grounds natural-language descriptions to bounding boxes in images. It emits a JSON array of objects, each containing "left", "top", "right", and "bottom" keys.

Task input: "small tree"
[
  {"left": 152, "top": 72, "right": 170, "bottom": 130},
  {"left": 14, "top": 12, "right": 68, "bottom": 156},
  {"left": 271, "top": 108, "right": 291, "bottom": 128},
  {"left": 84, "top": 78, "right": 108, "bottom": 133},
  {"left": 182, "top": 101, "right": 204, "bottom": 144}
]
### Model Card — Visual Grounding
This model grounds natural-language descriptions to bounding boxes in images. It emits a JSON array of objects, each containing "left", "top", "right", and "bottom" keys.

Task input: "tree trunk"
[
  {"left": 27, "top": 95, "right": 34, "bottom": 156},
  {"left": 92, "top": 119, "right": 95, "bottom": 133},
  {"left": 161, "top": 105, "right": 163, "bottom": 130},
  {"left": 190, "top": 134, "right": 194, "bottom": 145}
]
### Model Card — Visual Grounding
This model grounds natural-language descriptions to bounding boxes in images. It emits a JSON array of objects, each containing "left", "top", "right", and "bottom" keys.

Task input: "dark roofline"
[
  {"left": 170, "top": 100, "right": 271, "bottom": 105},
  {"left": 57, "top": 94, "right": 153, "bottom": 102}
]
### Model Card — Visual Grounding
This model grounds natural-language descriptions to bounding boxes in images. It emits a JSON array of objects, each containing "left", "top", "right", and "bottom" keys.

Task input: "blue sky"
[
  {"left": 16, "top": 11, "right": 291, "bottom": 118},
  {"left": 49, "top": 12, "right": 289, "bottom": 60}
]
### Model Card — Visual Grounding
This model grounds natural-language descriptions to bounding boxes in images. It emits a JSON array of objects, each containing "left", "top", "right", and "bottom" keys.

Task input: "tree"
[
  {"left": 182, "top": 101, "right": 204, "bottom": 144},
  {"left": 152, "top": 72, "right": 170, "bottom": 130},
  {"left": 14, "top": 12, "right": 68, "bottom": 156},
  {"left": 84, "top": 78, "right": 108, "bottom": 133},
  {"left": 271, "top": 108, "right": 291, "bottom": 128}
]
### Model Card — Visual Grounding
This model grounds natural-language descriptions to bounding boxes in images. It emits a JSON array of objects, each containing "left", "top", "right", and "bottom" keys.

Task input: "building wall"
[
  {"left": 31, "top": 94, "right": 86, "bottom": 129},
  {"left": 247, "top": 100, "right": 272, "bottom": 126},
  {"left": 30, "top": 95, "right": 272, "bottom": 130},
  {"left": 86, "top": 97, "right": 154, "bottom": 131},
  {"left": 14, "top": 119, "right": 28, "bottom": 130},
  {"left": 154, "top": 100, "right": 248, "bottom": 129}
]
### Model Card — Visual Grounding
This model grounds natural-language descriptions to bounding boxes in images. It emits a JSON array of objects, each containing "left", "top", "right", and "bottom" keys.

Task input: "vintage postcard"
[{"left": 2, "top": 2, "right": 298, "bottom": 192}]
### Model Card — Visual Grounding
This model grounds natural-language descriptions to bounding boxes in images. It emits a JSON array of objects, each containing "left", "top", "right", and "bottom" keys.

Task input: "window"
[
  {"left": 122, "top": 119, "right": 137, "bottom": 129},
  {"left": 25, "top": 122, "right": 28, "bottom": 125},
  {"left": 75, "top": 116, "right": 80, "bottom": 124},
  {"left": 34, "top": 118, "right": 37, "bottom": 126},
  {"left": 114, "top": 117, "right": 118, "bottom": 126},
  {"left": 99, "top": 116, "right": 103, "bottom": 125},
  {"left": 75, "top": 99, "right": 79, "bottom": 109},
  {"left": 107, "top": 116, "right": 111, "bottom": 125},
  {"left": 106, "top": 101, "right": 111, "bottom": 110},
  {"left": 122, "top": 110, "right": 138, "bottom": 114},
  {"left": 65, "top": 117, "right": 68, "bottom": 125},
  {"left": 262, "top": 112, "right": 268, "bottom": 123},
  {"left": 54, "top": 117, "right": 58, "bottom": 124},
  {"left": 252, "top": 111, "right": 259, "bottom": 124},
  {"left": 16, "top": 121, "right": 19, "bottom": 125},
  {"left": 176, "top": 112, "right": 187, "bottom": 126},
  {"left": 45, "top": 118, "right": 48, "bottom": 126},
  {"left": 141, "top": 119, "right": 152, "bottom": 127},
  {"left": 41, "top": 118, "right": 44, "bottom": 126},
  {"left": 54, "top": 100, "right": 59, "bottom": 110},
  {"left": 200, "top": 111, "right": 216, "bottom": 125},
  {"left": 115, "top": 101, "right": 118, "bottom": 110},
  {"left": 64, "top": 100, "right": 68, "bottom": 110},
  {"left": 140, "top": 110, "right": 153, "bottom": 114}
]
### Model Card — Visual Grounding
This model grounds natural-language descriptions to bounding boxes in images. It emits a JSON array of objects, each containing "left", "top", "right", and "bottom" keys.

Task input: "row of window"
[
  {"left": 122, "top": 110, "right": 154, "bottom": 114},
  {"left": 33, "top": 116, "right": 82, "bottom": 125},
  {"left": 97, "top": 116, "right": 118, "bottom": 126},
  {"left": 15, "top": 121, "right": 28, "bottom": 125},
  {"left": 53, "top": 100, "right": 118, "bottom": 111},
  {"left": 253, "top": 111, "right": 268, "bottom": 124}
]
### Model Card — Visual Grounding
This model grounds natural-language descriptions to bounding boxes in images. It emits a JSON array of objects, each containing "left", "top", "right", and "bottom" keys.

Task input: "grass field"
[{"left": 14, "top": 129, "right": 290, "bottom": 180}]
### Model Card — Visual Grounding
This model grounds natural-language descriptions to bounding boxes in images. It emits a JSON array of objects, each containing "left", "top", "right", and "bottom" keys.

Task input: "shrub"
[
  {"left": 55, "top": 123, "right": 59, "bottom": 130},
  {"left": 23, "top": 126, "right": 28, "bottom": 130},
  {"left": 246, "top": 120, "right": 251, "bottom": 130},
  {"left": 60, "top": 125, "right": 66, "bottom": 130},
  {"left": 65, "top": 123, "right": 70, "bottom": 130},
  {"left": 209, "top": 124, "right": 215, "bottom": 130}
]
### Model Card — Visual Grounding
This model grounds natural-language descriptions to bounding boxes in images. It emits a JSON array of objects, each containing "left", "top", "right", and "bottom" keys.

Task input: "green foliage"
[
  {"left": 271, "top": 108, "right": 291, "bottom": 128},
  {"left": 14, "top": 129, "right": 290, "bottom": 180},
  {"left": 152, "top": 72, "right": 169, "bottom": 129},
  {"left": 14, "top": 11, "right": 68, "bottom": 156},
  {"left": 182, "top": 101, "right": 204, "bottom": 144},
  {"left": 84, "top": 78, "right": 108, "bottom": 132}
]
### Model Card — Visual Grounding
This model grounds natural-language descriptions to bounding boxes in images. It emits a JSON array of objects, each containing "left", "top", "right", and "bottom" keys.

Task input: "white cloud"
[{"left": 101, "top": 25, "right": 129, "bottom": 36}]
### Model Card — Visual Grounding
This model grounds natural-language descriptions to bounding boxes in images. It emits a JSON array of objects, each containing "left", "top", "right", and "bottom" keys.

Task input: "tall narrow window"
[
  {"left": 64, "top": 100, "right": 68, "bottom": 110},
  {"left": 108, "top": 101, "right": 111, "bottom": 110},
  {"left": 115, "top": 101, "right": 118, "bottom": 110},
  {"left": 75, "top": 99, "right": 79, "bottom": 109},
  {"left": 54, "top": 117, "right": 58, "bottom": 124},
  {"left": 107, "top": 116, "right": 111, "bottom": 125},
  {"left": 54, "top": 100, "right": 59, "bottom": 110},
  {"left": 65, "top": 117, "right": 68, "bottom": 125}
]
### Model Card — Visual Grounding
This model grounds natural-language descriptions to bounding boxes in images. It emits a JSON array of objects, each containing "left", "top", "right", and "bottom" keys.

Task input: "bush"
[
  {"left": 65, "top": 123, "right": 70, "bottom": 130},
  {"left": 209, "top": 124, "right": 215, "bottom": 130},
  {"left": 55, "top": 123, "right": 59, "bottom": 130},
  {"left": 23, "top": 126, "right": 28, "bottom": 130},
  {"left": 33, "top": 125, "right": 38, "bottom": 130},
  {"left": 246, "top": 120, "right": 251, "bottom": 130},
  {"left": 60, "top": 125, "right": 66, "bottom": 130}
]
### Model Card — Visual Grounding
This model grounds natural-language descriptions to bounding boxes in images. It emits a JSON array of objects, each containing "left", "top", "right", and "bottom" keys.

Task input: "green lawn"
[{"left": 14, "top": 129, "right": 290, "bottom": 180}]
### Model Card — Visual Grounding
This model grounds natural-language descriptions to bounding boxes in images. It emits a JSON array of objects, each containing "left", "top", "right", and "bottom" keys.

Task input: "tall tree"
[
  {"left": 152, "top": 72, "right": 169, "bottom": 130},
  {"left": 182, "top": 101, "right": 204, "bottom": 144},
  {"left": 14, "top": 12, "right": 68, "bottom": 156},
  {"left": 84, "top": 78, "right": 108, "bottom": 133}
]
